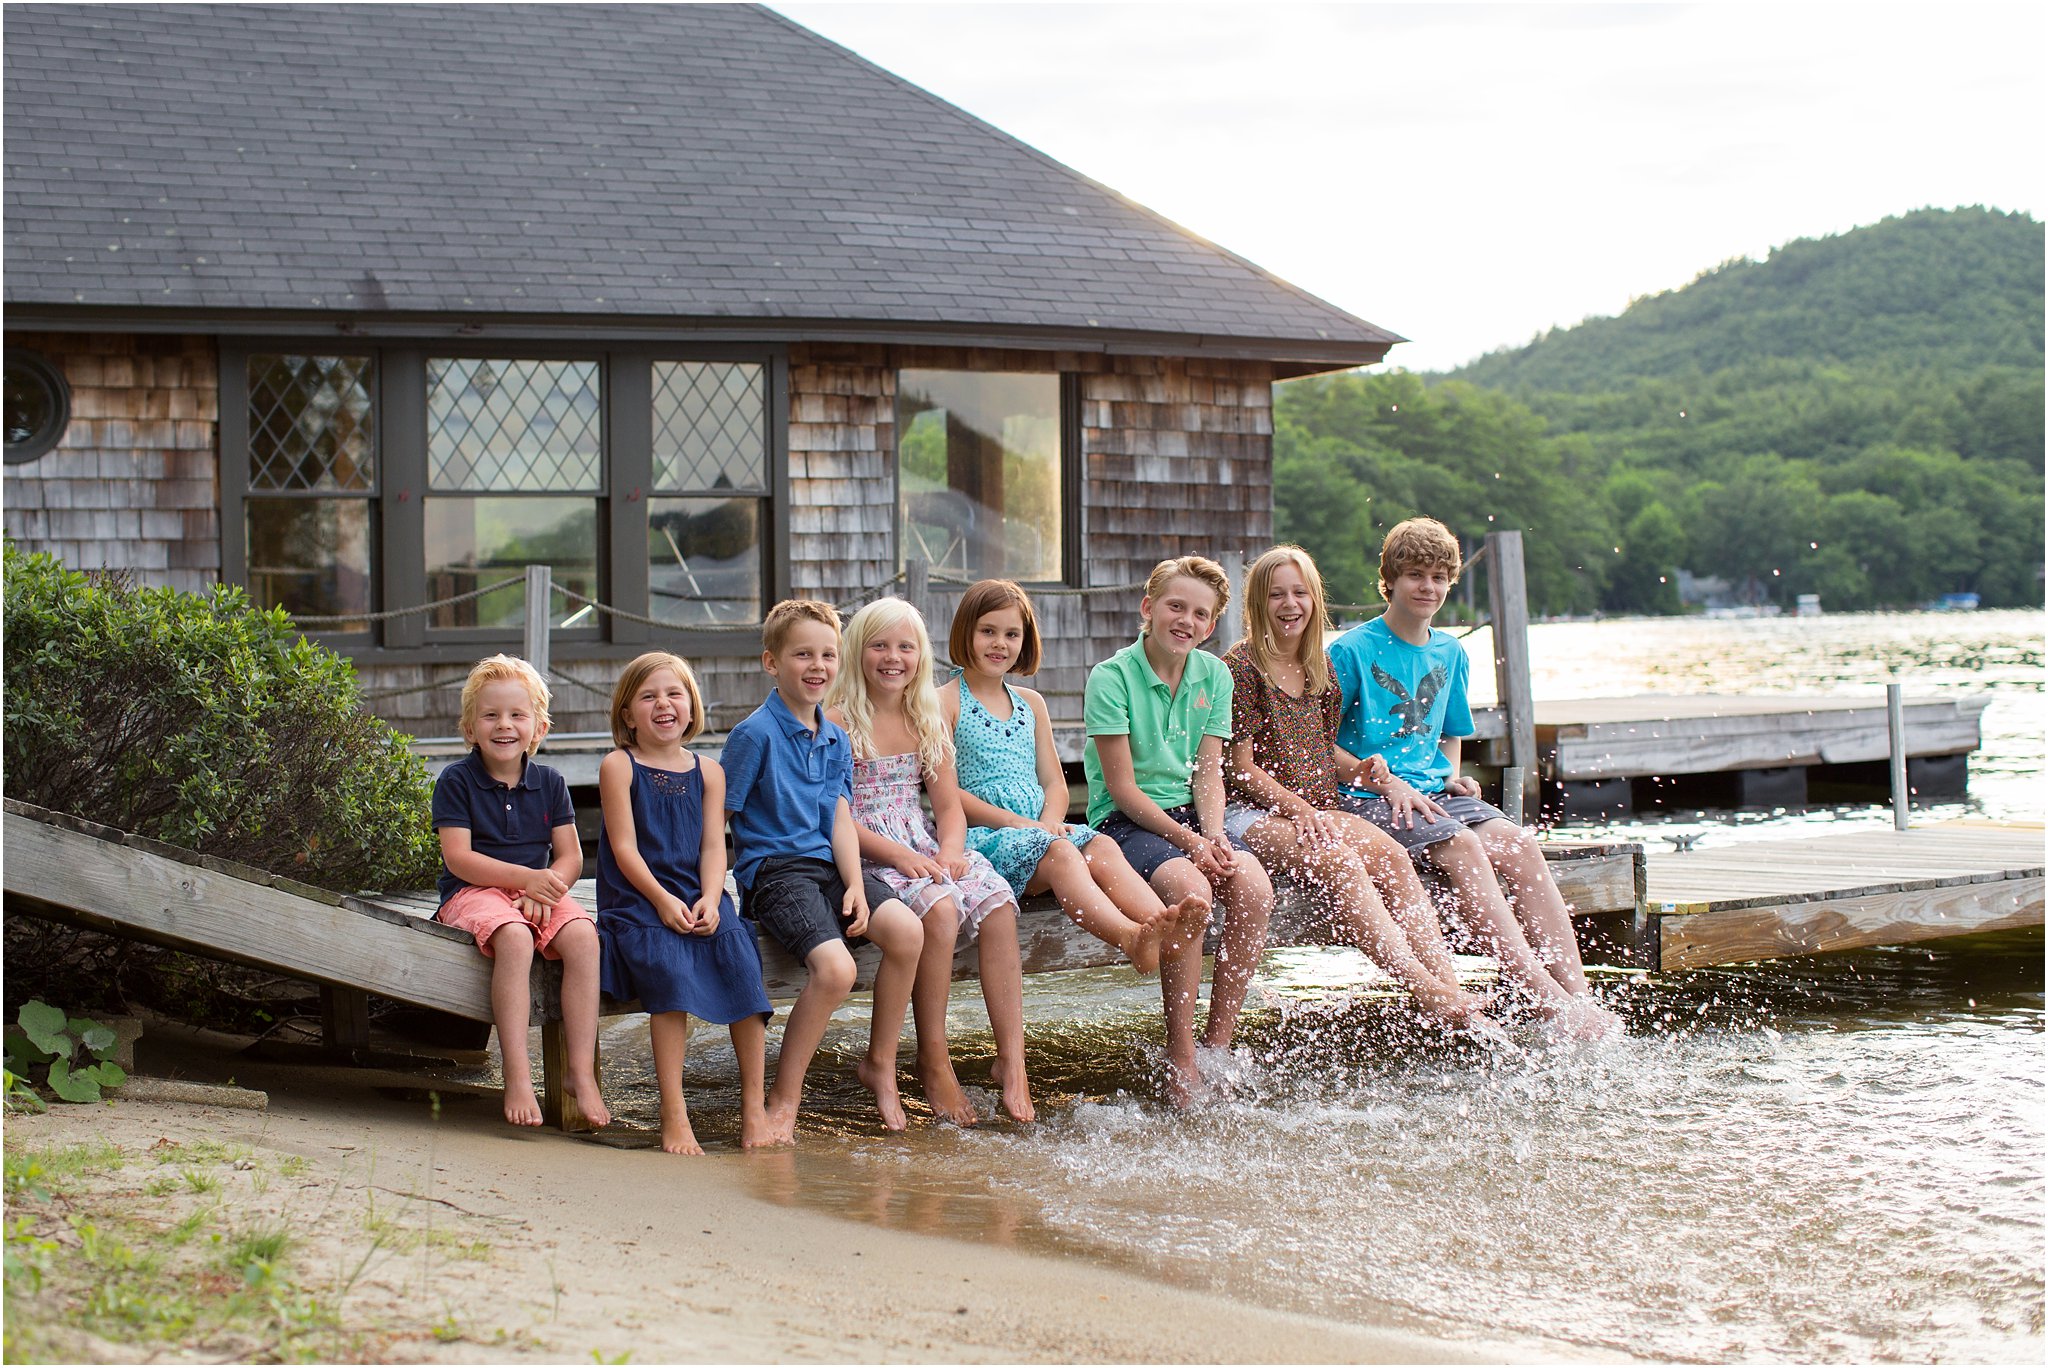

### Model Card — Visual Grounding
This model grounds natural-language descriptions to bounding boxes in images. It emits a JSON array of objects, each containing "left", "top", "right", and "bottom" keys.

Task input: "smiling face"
[
  {"left": 862, "top": 616, "right": 922, "bottom": 701},
  {"left": 625, "top": 666, "right": 693, "bottom": 747},
  {"left": 465, "top": 678, "right": 546, "bottom": 772},
  {"left": 967, "top": 605, "right": 1027, "bottom": 680},
  {"left": 1264, "top": 559, "right": 1317, "bottom": 653},
  {"left": 1140, "top": 575, "right": 1222, "bottom": 660},
  {"left": 1386, "top": 565, "right": 1454, "bottom": 629},
  {"left": 764, "top": 618, "right": 840, "bottom": 713}
]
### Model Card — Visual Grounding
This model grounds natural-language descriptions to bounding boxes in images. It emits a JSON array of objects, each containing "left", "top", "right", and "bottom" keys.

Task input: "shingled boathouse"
[{"left": 4, "top": 3, "right": 1401, "bottom": 738}]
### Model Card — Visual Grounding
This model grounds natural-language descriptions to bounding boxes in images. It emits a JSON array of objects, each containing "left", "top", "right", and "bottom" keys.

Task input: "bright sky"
[{"left": 771, "top": 1, "right": 2046, "bottom": 372}]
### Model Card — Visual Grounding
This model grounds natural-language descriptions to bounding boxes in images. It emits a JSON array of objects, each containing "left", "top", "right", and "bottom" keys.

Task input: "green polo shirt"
[{"left": 1083, "top": 635, "right": 1234, "bottom": 827}]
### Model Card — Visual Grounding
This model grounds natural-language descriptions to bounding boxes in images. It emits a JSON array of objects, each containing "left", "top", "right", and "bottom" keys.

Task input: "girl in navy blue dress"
[{"left": 597, "top": 652, "right": 773, "bottom": 1153}]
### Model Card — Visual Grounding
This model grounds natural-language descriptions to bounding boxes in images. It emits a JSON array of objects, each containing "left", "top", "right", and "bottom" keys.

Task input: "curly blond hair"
[{"left": 458, "top": 654, "right": 551, "bottom": 752}]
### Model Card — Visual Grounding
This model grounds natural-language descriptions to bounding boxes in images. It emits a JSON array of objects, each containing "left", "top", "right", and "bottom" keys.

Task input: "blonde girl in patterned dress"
[
  {"left": 827, "top": 597, "right": 1034, "bottom": 1125},
  {"left": 1221, "top": 546, "right": 1494, "bottom": 1028}
]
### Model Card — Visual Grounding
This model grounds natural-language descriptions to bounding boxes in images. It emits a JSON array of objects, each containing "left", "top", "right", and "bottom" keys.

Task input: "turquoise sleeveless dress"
[{"left": 954, "top": 680, "right": 1099, "bottom": 898}]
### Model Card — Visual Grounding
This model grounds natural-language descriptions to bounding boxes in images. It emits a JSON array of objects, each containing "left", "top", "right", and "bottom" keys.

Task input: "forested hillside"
[{"left": 1274, "top": 207, "right": 2044, "bottom": 615}]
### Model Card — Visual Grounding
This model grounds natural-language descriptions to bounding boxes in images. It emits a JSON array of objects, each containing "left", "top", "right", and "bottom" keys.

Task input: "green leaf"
[
  {"left": 83, "top": 1062, "right": 127, "bottom": 1089},
  {"left": 5, "top": 1032, "right": 55, "bottom": 1071},
  {"left": 77, "top": 1024, "right": 116, "bottom": 1055},
  {"left": 46, "top": 1058, "right": 105, "bottom": 1103},
  {"left": 17, "top": 1001, "right": 71, "bottom": 1056}
]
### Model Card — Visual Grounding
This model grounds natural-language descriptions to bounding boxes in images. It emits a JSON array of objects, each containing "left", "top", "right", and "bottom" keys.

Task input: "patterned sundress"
[
  {"left": 953, "top": 680, "right": 1100, "bottom": 899},
  {"left": 849, "top": 750, "right": 1014, "bottom": 936}
]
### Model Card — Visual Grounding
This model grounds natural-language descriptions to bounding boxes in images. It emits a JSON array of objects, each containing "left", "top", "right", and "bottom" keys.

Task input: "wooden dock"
[{"left": 1636, "top": 821, "right": 2042, "bottom": 970}]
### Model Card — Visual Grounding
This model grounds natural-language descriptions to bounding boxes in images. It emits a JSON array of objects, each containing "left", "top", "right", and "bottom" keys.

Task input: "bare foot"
[
  {"left": 760, "top": 1092, "right": 799, "bottom": 1146},
  {"left": 1158, "top": 894, "right": 1212, "bottom": 961},
  {"left": 740, "top": 1103, "right": 776, "bottom": 1149},
  {"left": 856, "top": 1055, "right": 909, "bottom": 1131},
  {"left": 503, "top": 1081, "right": 544, "bottom": 1127},
  {"left": 660, "top": 1095, "right": 703, "bottom": 1155},
  {"left": 565, "top": 1073, "right": 611, "bottom": 1129},
  {"left": 1162, "top": 1053, "right": 1199, "bottom": 1110},
  {"left": 1535, "top": 994, "right": 1622, "bottom": 1042},
  {"left": 1123, "top": 917, "right": 1164, "bottom": 976},
  {"left": 992, "top": 1052, "right": 1036, "bottom": 1123},
  {"left": 917, "top": 1056, "right": 978, "bottom": 1127}
]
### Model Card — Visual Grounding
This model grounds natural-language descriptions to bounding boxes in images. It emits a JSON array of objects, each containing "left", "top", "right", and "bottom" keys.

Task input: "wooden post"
[
  {"left": 1484, "top": 531, "right": 1539, "bottom": 820},
  {"left": 1501, "top": 765, "right": 1527, "bottom": 825},
  {"left": 539, "top": 1021, "right": 601, "bottom": 1133},
  {"left": 1213, "top": 549, "right": 1244, "bottom": 653},
  {"left": 318, "top": 984, "right": 370, "bottom": 1053},
  {"left": 523, "top": 563, "right": 552, "bottom": 677},
  {"left": 1888, "top": 682, "right": 1910, "bottom": 830},
  {"left": 905, "top": 556, "right": 930, "bottom": 624}
]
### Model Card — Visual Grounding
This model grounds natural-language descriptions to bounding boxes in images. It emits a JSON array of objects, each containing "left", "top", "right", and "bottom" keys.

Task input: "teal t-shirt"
[
  {"left": 1329, "top": 617, "right": 1473, "bottom": 795},
  {"left": 1082, "top": 636, "right": 1233, "bottom": 827}
]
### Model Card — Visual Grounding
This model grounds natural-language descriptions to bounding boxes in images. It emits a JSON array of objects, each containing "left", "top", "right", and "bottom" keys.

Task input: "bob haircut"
[
  {"left": 827, "top": 597, "right": 952, "bottom": 774},
  {"left": 761, "top": 598, "right": 841, "bottom": 656},
  {"left": 948, "top": 578, "right": 1042, "bottom": 677},
  {"left": 1377, "top": 517, "right": 1463, "bottom": 601},
  {"left": 1140, "top": 554, "right": 1231, "bottom": 633},
  {"left": 609, "top": 651, "right": 707, "bottom": 749},
  {"left": 1242, "top": 545, "right": 1333, "bottom": 697},
  {"left": 459, "top": 653, "right": 551, "bottom": 752}
]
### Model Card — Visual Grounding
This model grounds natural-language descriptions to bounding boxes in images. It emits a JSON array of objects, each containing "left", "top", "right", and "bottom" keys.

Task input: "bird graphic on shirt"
[{"left": 1372, "top": 663, "right": 1449, "bottom": 737}]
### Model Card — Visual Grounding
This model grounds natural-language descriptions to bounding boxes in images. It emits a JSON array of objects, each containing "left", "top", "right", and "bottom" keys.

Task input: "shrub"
[{"left": 3, "top": 542, "right": 439, "bottom": 893}]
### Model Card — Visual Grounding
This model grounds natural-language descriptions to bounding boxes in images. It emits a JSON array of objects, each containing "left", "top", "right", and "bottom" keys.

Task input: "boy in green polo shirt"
[{"left": 1085, "top": 555, "right": 1275, "bottom": 1104}]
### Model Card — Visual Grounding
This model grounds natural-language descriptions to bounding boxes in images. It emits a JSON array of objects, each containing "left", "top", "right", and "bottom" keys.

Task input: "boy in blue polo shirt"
[
  {"left": 432, "top": 654, "right": 610, "bottom": 1127},
  {"left": 1330, "top": 518, "right": 1618, "bottom": 1039},
  {"left": 723, "top": 599, "right": 923, "bottom": 1143}
]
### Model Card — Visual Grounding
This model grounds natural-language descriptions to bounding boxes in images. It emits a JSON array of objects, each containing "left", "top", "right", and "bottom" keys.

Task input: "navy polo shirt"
[
  {"left": 721, "top": 691, "right": 853, "bottom": 890},
  {"left": 430, "top": 749, "right": 576, "bottom": 906}
]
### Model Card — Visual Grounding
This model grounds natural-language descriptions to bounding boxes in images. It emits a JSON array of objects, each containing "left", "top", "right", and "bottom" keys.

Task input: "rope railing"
[{"left": 285, "top": 575, "right": 525, "bottom": 628}]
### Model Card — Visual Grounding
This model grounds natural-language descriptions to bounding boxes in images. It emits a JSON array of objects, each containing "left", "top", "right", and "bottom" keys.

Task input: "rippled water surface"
[{"left": 596, "top": 612, "right": 2045, "bottom": 1362}]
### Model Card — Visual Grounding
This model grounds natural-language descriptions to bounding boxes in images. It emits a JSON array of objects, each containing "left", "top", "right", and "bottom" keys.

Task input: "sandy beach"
[{"left": 2, "top": 1021, "right": 1585, "bottom": 1364}]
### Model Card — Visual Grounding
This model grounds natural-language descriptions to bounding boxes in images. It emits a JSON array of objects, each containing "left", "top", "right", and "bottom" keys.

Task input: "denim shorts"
[
  {"left": 1095, "top": 805, "right": 1238, "bottom": 881},
  {"left": 744, "top": 856, "right": 898, "bottom": 961},
  {"left": 1339, "top": 790, "right": 1510, "bottom": 855}
]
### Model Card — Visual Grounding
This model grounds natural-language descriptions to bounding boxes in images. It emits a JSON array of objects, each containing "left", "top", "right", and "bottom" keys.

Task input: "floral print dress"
[{"left": 849, "top": 750, "right": 1014, "bottom": 935}]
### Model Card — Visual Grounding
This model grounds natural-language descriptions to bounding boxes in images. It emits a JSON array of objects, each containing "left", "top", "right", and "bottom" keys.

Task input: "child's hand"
[
  {"left": 1385, "top": 779, "right": 1449, "bottom": 828},
  {"left": 1034, "top": 818, "right": 1071, "bottom": 837},
  {"left": 895, "top": 850, "right": 948, "bottom": 882},
  {"left": 939, "top": 850, "right": 971, "bottom": 881},
  {"left": 1206, "top": 834, "right": 1239, "bottom": 876},
  {"left": 690, "top": 891, "right": 722, "bottom": 937},
  {"left": 523, "top": 868, "right": 570, "bottom": 904},
  {"left": 1293, "top": 808, "right": 1343, "bottom": 847},
  {"left": 655, "top": 893, "right": 695, "bottom": 936},
  {"left": 514, "top": 893, "right": 551, "bottom": 925},
  {"left": 1188, "top": 839, "right": 1227, "bottom": 884},
  {"left": 1444, "top": 775, "right": 1482, "bottom": 799},
  {"left": 841, "top": 887, "right": 872, "bottom": 938}
]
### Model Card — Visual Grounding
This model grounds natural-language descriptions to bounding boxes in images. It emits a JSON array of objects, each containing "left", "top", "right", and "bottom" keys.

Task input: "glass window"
[
  {"left": 896, "top": 370, "right": 1062, "bottom": 582},
  {"left": 427, "top": 358, "right": 599, "bottom": 492},
  {"left": 242, "top": 354, "right": 375, "bottom": 626},
  {"left": 648, "top": 361, "right": 769, "bottom": 625},
  {"left": 653, "top": 361, "right": 766, "bottom": 492},
  {"left": 647, "top": 497, "right": 762, "bottom": 626},
  {"left": 246, "top": 499, "right": 372, "bottom": 628},
  {"left": 4, "top": 351, "right": 71, "bottom": 464},
  {"left": 424, "top": 497, "right": 598, "bottom": 630}
]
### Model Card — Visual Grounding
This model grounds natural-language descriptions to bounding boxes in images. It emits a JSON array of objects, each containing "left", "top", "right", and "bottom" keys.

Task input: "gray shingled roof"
[{"left": 3, "top": 3, "right": 1401, "bottom": 363}]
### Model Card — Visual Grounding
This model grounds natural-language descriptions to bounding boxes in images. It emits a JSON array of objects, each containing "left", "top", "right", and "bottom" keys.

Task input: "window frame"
[
  {"left": 891, "top": 367, "right": 1083, "bottom": 589},
  {"left": 220, "top": 338, "right": 789, "bottom": 663}
]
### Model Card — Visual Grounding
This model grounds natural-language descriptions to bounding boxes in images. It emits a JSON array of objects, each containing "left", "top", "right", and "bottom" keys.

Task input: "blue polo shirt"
[
  {"left": 721, "top": 690, "right": 853, "bottom": 890},
  {"left": 430, "top": 749, "right": 576, "bottom": 907}
]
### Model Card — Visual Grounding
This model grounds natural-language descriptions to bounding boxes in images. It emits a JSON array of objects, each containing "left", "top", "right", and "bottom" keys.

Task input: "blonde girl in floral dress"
[{"left": 826, "top": 597, "right": 1033, "bottom": 1125}]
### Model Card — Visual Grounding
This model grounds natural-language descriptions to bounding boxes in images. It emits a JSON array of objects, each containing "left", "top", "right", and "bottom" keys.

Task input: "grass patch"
[
  {"left": 4, "top": 1139, "right": 124, "bottom": 1199},
  {"left": 149, "top": 1137, "right": 247, "bottom": 1167}
]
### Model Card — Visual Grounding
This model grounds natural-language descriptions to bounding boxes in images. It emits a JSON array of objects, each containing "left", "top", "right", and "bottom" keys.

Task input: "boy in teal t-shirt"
[
  {"left": 1084, "top": 555, "right": 1274, "bottom": 1101},
  {"left": 1329, "top": 519, "right": 1619, "bottom": 1040}
]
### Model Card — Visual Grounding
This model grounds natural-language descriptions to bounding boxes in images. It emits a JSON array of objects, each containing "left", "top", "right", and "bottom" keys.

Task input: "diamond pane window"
[
  {"left": 652, "top": 361, "right": 765, "bottom": 492},
  {"left": 248, "top": 355, "right": 373, "bottom": 491},
  {"left": 427, "top": 358, "right": 600, "bottom": 492}
]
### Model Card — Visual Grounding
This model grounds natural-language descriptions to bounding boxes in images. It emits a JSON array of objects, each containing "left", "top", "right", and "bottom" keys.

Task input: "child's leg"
[
  {"left": 1471, "top": 817, "right": 1595, "bottom": 993},
  {"left": 857, "top": 898, "right": 922, "bottom": 1131},
  {"left": 910, "top": 896, "right": 975, "bottom": 1126},
  {"left": 648, "top": 1011, "right": 700, "bottom": 1155},
  {"left": 485, "top": 922, "right": 542, "bottom": 1126},
  {"left": 1199, "top": 852, "right": 1274, "bottom": 1051},
  {"left": 765, "top": 940, "right": 858, "bottom": 1143},
  {"left": 1426, "top": 829, "right": 1579, "bottom": 1009},
  {"left": 731, "top": 1013, "right": 772, "bottom": 1148},
  {"left": 1148, "top": 858, "right": 1210, "bottom": 1107},
  {"left": 973, "top": 902, "right": 1035, "bottom": 1123},
  {"left": 1244, "top": 817, "right": 1483, "bottom": 1022},
  {"left": 1029, "top": 840, "right": 1157, "bottom": 972},
  {"left": 1336, "top": 812, "right": 1464, "bottom": 989},
  {"left": 544, "top": 916, "right": 611, "bottom": 1128},
  {"left": 1088, "top": 836, "right": 1214, "bottom": 950}
]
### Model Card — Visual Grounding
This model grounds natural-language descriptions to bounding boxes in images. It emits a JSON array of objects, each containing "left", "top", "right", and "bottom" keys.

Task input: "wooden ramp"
[{"left": 1641, "top": 822, "right": 2043, "bottom": 970}]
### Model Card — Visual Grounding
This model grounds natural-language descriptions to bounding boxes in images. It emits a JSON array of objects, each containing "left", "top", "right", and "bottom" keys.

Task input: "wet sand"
[{"left": 4, "top": 1023, "right": 1587, "bottom": 1364}]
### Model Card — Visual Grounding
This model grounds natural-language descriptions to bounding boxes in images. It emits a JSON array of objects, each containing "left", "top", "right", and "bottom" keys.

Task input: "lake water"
[{"left": 596, "top": 610, "right": 2045, "bottom": 1362}]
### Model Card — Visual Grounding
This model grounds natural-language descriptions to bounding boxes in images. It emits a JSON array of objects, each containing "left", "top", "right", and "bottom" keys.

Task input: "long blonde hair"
[
  {"left": 828, "top": 597, "right": 954, "bottom": 774},
  {"left": 1242, "top": 545, "right": 1333, "bottom": 696}
]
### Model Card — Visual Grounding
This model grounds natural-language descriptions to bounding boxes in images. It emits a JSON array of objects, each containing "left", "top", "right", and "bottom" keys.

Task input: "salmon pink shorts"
[{"left": 437, "top": 886, "right": 594, "bottom": 958}]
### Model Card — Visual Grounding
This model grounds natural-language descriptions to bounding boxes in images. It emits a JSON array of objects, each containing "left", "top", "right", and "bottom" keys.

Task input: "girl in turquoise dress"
[{"left": 940, "top": 580, "right": 1210, "bottom": 977}]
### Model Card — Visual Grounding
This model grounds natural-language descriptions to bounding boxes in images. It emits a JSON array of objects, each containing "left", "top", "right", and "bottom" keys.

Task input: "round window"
[{"left": 5, "top": 352, "right": 72, "bottom": 464}]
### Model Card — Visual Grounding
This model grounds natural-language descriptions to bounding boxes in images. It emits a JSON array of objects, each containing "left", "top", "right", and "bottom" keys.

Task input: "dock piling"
[
  {"left": 1483, "top": 531, "right": 1539, "bottom": 819},
  {"left": 524, "top": 563, "right": 552, "bottom": 678},
  {"left": 1888, "top": 682, "right": 1910, "bottom": 830}
]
